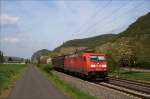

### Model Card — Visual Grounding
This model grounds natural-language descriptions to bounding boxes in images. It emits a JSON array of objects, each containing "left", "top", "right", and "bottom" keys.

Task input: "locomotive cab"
[{"left": 83, "top": 53, "right": 107, "bottom": 79}]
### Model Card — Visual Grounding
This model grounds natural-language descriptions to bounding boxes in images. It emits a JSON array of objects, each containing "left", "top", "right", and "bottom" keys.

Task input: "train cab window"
[{"left": 90, "top": 55, "right": 105, "bottom": 62}]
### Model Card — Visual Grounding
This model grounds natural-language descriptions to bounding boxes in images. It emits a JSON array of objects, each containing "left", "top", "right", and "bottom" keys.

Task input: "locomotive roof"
[
  {"left": 86, "top": 53, "right": 105, "bottom": 56},
  {"left": 52, "top": 52, "right": 105, "bottom": 59}
]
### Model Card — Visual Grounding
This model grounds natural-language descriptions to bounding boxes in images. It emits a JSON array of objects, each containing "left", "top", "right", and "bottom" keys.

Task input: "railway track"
[
  {"left": 97, "top": 77, "right": 150, "bottom": 99},
  {"left": 54, "top": 70, "right": 150, "bottom": 99},
  {"left": 108, "top": 77, "right": 150, "bottom": 94}
]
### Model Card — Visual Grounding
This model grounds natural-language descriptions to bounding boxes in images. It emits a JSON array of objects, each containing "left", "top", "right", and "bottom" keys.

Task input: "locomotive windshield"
[{"left": 90, "top": 55, "right": 105, "bottom": 62}]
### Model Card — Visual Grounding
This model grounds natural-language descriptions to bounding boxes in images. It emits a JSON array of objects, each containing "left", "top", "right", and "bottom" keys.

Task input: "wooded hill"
[
  {"left": 54, "top": 12, "right": 150, "bottom": 69},
  {"left": 54, "top": 34, "right": 117, "bottom": 51}
]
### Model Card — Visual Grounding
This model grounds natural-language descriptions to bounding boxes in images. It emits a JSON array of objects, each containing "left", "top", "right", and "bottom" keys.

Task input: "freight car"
[
  {"left": 52, "top": 55, "right": 65, "bottom": 71},
  {"left": 52, "top": 52, "right": 107, "bottom": 80}
]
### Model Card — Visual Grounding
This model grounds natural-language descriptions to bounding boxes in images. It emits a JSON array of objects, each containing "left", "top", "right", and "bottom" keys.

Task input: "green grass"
[
  {"left": 36, "top": 64, "right": 97, "bottom": 99},
  {"left": 0, "top": 64, "right": 27, "bottom": 96},
  {"left": 108, "top": 68, "right": 150, "bottom": 82}
]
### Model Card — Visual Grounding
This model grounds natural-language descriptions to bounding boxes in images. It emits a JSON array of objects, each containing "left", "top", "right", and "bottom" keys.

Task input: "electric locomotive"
[{"left": 52, "top": 52, "right": 107, "bottom": 80}]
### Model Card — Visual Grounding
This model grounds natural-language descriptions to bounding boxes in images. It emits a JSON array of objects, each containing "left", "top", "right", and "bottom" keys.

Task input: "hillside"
[
  {"left": 31, "top": 12, "right": 150, "bottom": 68},
  {"left": 119, "top": 12, "right": 150, "bottom": 38},
  {"left": 53, "top": 12, "right": 150, "bottom": 68},
  {"left": 96, "top": 12, "right": 150, "bottom": 68},
  {"left": 54, "top": 34, "right": 117, "bottom": 52}
]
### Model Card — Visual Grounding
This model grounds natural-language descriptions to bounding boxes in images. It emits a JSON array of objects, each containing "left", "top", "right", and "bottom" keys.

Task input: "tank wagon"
[{"left": 52, "top": 53, "right": 107, "bottom": 80}]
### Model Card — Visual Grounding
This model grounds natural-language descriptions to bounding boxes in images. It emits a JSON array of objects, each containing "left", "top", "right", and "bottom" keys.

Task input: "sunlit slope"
[
  {"left": 119, "top": 12, "right": 150, "bottom": 39},
  {"left": 96, "top": 12, "right": 150, "bottom": 68}
]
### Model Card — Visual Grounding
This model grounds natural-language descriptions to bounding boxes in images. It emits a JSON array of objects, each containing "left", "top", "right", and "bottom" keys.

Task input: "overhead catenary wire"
[
  {"left": 74, "top": 0, "right": 147, "bottom": 38},
  {"left": 73, "top": 0, "right": 112, "bottom": 36},
  {"left": 73, "top": 1, "right": 131, "bottom": 37},
  {"left": 81, "top": 1, "right": 133, "bottom": 36},
  {"left": 85, "top": 1, "right": 146, "bottom": 36}
]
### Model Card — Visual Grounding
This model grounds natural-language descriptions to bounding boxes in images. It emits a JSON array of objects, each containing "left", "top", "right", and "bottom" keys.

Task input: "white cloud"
[
  {"left": 0, "top": 37, "right": 19, "bottom": 43},
  {"left": 0, "top": 14, "right": 19, "bottom": 26}
]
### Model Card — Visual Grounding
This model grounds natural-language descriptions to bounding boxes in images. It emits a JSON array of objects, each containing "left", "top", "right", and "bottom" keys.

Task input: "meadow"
[
  {"left": 0, "top": 64, "right": 27, "bottom": 97},
  {"left": 108, "top": 68, "right": 150, "bottom": 82}
]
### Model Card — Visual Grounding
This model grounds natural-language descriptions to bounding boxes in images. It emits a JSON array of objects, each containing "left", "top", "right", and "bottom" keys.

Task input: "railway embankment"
[
  {"left": 36, "top": 64, "right": 150, "bottom": 99},
  {"left": 53, "top": 71, "right": 141, "bottom": 99},
  {"left": 36, "top": 64, "right": 97, "bottom": 99}
]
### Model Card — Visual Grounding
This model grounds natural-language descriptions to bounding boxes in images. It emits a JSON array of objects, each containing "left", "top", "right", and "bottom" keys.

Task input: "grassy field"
[
  {"left": 108, "top": 68, "right": 150, "bottom": 82},
  {"left": 36, "top": 64, "right": 97, "bottom": 99},
  {"left": 0, "top": 64, "right": 27, "bottom": 97}
]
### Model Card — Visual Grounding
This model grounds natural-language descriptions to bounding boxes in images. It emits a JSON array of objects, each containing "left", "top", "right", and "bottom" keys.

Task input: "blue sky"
[{"left": 0, "top": 0, "right": 150, "bottom": 58}]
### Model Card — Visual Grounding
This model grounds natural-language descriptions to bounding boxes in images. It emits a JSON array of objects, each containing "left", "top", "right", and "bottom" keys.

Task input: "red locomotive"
[{"left": 52, "top": 52, "right": 107, "bottom": 80}]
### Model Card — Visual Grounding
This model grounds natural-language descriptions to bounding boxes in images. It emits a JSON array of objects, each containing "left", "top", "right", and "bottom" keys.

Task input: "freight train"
[{"left": 52, "top": 52, "right": 107, "bottom": 80}]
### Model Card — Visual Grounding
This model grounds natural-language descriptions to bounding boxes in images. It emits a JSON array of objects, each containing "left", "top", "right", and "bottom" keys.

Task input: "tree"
[
  {"left": 0, "top": 51, "right": 5, "bottom": 63},
  {"left": 106, "top": 51, "right": 118, "bottom": 73},
  {"left": 8, "top": 57, "right": 12, "bottom": 62},
  {"left": 25, "top": 59, "right": 30, "bottom": 64}
]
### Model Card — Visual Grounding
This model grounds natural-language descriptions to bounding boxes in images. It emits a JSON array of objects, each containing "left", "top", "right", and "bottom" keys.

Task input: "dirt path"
[
  {"left": 122, "top": 67, "right": 150, "bottom": 72},
  {"left": 8, "top": 64, "right": 68, "bottom": 99}
]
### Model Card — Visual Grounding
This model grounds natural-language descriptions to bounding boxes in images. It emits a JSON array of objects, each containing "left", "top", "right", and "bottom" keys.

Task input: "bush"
[
  {"left": 37, "top": 64, "right": 53, "bottom": 74},
  {"left": 43, "top": 65, "right": 52, "bottom": 73},
  {"left": 106, "top": 53, "right": 118, "bottom": 72},
  {"left": 137, "top": 62, "right": 150, "bottom": 69}
]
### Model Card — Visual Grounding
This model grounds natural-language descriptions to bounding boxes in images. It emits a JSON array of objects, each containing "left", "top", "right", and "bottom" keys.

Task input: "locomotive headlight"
[
  {"left": 91, "top": 64, "right": 95, "bottom": 68},
  {"left": 102, "top": 64, "right": 107, "bottom": 67}
]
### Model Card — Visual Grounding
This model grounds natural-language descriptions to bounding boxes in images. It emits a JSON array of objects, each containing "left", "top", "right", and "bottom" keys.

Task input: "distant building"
[
  {"left": 39, "top": 56, "right": 51, "bottom": 64},
  {"left": 46, "top": 58, "right": 51, "bottom": 64},
  {"left": 4, "top": 56, "right": 25, "bottom": 63}
]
